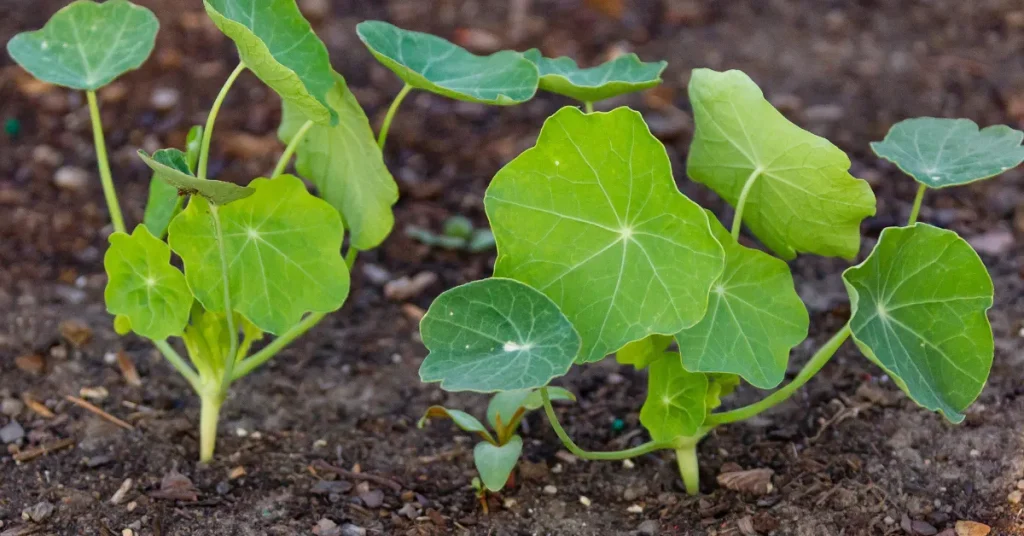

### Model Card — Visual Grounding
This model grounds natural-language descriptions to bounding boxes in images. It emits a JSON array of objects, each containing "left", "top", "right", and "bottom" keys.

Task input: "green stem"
[
  {"left": 377, "top": 84, "right": 412, "bottom": 150},
  {"left": 731, "top": 167, "right": 762, "bottom": 240},
  {"left": 153, "top": 339, "right": 201, "bottom": 391},
  {"left": 344, "top": 247, "right": 358, "bottom": 269},
  {"left": 675, "top": 445, "right": 700, "bottom": 496},
  {"left": 85, "top": 91, "right": 126, "bottom": 234},
  {"left": 705, "top": 323, "right": 852, "bottom": 426},
  {"left": 197, "top": 62, "right": 246, "bottom": 181},
  {"left": 584, "top": 101, "right": 594, "bottom": 113},
  {"left": 209, "top": 204, "right": 239, "bottom": 395},
  {"left": 232, "top": 312, "right": 325, "bottom": 381},
  {"left": 199, "top": 391, "right": 224, "bottom": 462},
  {"left": 272, "top": 119, "right": 314, "bottom": 178},
  {"left": 907, "top": 183, "right": 927, "bottom": 225}
]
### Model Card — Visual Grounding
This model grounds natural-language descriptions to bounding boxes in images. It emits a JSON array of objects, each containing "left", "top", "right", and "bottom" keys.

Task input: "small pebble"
[
  {"left": 1, "top": 398, "right": 24, "bottom": 417},
  {"left": 627, "top": 504, "right": 643, "bottom": 514},
  {"left": 32, "top": 145, "right": 63, "bottom": 167},
  {"left": 579, "top": 496, "right": 591, "bottom": 507},
  {"left": 54, "top": 166, "right": 90, "bottom": 191},
  {"left": 1008, "top": 490, "right": 1022, "bottom": 504},
  {"left": 150, "top": 88, "right": 180, "bottom": 111},
  {"left": 23, "top": 501, "right": 55, "bottom": 523},
  {"left": 340, "top": 524, "right": 366, "bottom": 536},
  {"left": 637, "top": 519, "right": 659, "bottom": 536},
  {"left": 622, "top": 459, "right": 635, "bottom": 469},
  {"left": 969, "top": 449, "right": 980, "bottom": 458},
  {"left": 122, "top": 529, "right": 134, "bottom": 536},
  {"left": 110, "top": 479, "right": 133, "bottom": 504},
  {"left": 313, "top": 518, "right": 341, "bottom": 536},
  {"left": 1016, "top": 479, "right": 1024, "bottom": 491},
  {"left": 216, "top": 481, "right": 231, "bottom": 495},
  {"left": 0, "top": 420, "right": 25, "bottom": 444},
  {"left": 543, "top": 485, "right": 558, "bottom": 495}
]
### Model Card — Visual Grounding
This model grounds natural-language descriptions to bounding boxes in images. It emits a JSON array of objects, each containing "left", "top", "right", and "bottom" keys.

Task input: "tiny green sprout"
[
  {"left": 524, "top": 49, "right": 667, "bottom": 111},
  {"left": 406, "top": 216, "right": 496, "bottom": 253}
]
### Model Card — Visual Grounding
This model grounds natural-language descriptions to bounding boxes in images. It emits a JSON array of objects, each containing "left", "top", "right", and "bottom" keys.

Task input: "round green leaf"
[
  {"left": 486, "top": 387, "right": 576, "bottom": 430},
  {"left": 870, "top": 117, "right": 1024, "bottom": 189},
  {"left": 675, "top": 213, "right": 809, "bottom": 389},
  {"left": 138, "top": 149, "right": 254, "bottom": 205},
  {"left": 687, "top": 68, "right": 876, "bottom": 260},
  {"left": 615, "top": 334, "right": 673, "bottom": 370},
  {"left": 356, "top": 21, "right": 539, "bottom": 105},
  {"left": 419, "top": 278, "right": 581, "bottom": 392},
  {"left": 474, "top": 435, "right": 523, "bottom": 491},
  {"left": 6, "top": 0, "right": 158, "bottom": 91},
  {"left": 204, "top": 0, "right": 337, "bottom": 125},
  {"left": 104, "top": 225, "right": 192, "bottom": 341},
  {"left": 524, "top": 49, "right": 666, "bottom": 103},
  {"left": 842, "top": 223, "right": 994, "bottom": 423},
  {"left": 486, "top": 106, "right": 725, "bottom": 363},
  {"left": 168, "top": 174, "right": 350, "bottom": 335},
  {"left": 640, "top": 353, "right": 708, "bottom": 441}
]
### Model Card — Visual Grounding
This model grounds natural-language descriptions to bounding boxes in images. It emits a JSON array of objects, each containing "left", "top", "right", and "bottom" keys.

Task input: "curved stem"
[
  {"left": 705, "top": 323, "right": 851, "bottom": 426},
  {"left": 86, "top": 91, "right": 126, "bottom": 234},
  {"left": 197, "top": 62, "right": 246, "bottom": 181},
  {"left": 153, "top": 339, "right": 200, "bottom": 391},
  {"left": 675, "top": 445, "right": 700, "bottom": 496},
  {"left": 584, "top": 101, "right": 594, "bottom": 113},
  {"left": 209, "top": 204, "right": 238, "bottom": 394},
  {"left": 232, "top": 312, "right": 325, "bottom": 381},
  {"left": 344, "top": 247, "right": 358, "bottom": 269},
  {"left": 731, "top": 167, "right": 762, "bottom": 240},
  {"left": 377, "top": 84, "right": 412, "bottom": 150},
  {"left": 273, "top": 119, "right": 314, "bottom": 178},
  {"left": 907, "top": 183, "right": 927, "bottom": 225}
]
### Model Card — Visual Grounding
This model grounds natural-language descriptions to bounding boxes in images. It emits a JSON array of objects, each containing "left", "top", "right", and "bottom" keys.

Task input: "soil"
[{"left": 3, "top": 0, "right": 1024, "bottom": 535}]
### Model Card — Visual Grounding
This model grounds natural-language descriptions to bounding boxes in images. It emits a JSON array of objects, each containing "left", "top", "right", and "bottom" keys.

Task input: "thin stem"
[
  {"left": 907, "top": 183, "right": 927, "bottom": 225},
  {"left": 344, "top": 247, "right": 358, "bottom": 270},
  {"left": 731, "top": 167, "right": 762, "bottom": 240},
  {"left": 584, "top": 101, "right": 594, "bottom": 113},
  {"left": 675, "top": 446, "right": 700, "bottom": 496},
  {"left": 197, "top": 62, "right": 246, "bottom": 181},
  {"left": 85, "top": 91, "right": 126, "bottom": 234},
  {"left": 199, "top": 392, "right": 223, "bottom": 462},
  {"left": 705, "top": 323, "right": 852, "bottom": 426},
  {"left": 272, "top": 119, "right": 314, "bottom": 178},
  {"left": 377, "top": 84, "right": 412, "bottom": 150},
  {"left": 209, "top": 204, "right": 239, "bottom": 394},
  {"left": 153, "top": 339, "right": 201, "bottom": 391},
  {"left": 232, "top": 312, "right": 325, "bottom": 381}
]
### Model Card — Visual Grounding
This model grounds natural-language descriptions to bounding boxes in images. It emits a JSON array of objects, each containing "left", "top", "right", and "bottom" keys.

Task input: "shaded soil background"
[{"left": 3, "top": 0, "right": 1024, "bottom": 534}]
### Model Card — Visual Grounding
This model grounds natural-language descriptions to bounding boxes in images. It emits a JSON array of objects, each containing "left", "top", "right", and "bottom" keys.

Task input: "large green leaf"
[
  {"left": 6, "top": 0, "right": 158, "bottom": 91},
  {"left": 356, "top": 21, "right": 538, "bottom": 105},
  {"left": 640, "top": 353, "right": 708, "bottom": 441},
  {"left": 687, "top": 68, "right": 876, "bottom": 260},
  {"left": 279, "top": 76, "right": 398, "bottom": 250},
  {"left": 143, "top": 126, "right": 203, "bottom": 238},
  {"left": 104, "top": 225, "right": 192, "bottom": 341},
  {"left": 842, "top": 223, "right": 994, "bottom": 422},
  {"left": 419, "top": 278, "right": 581, "bottom": 392},
  {"left": 524, "top": 49, "right": 666, "bottom": 103},
  {"left": 675, "top": 213, "right": 808, "bottom": 389},
  {"left": 870, "top": 117, "right": 1024, "bottom": 189},
  {"left": 168, "top": 175, "right": 349, "bottom": 335},
  {"left": 138, "top": 149, "right": 254, "bottom": 205},
  {"left": 615, "top": 334, "right": 673, "bottom": 370},
  {"left": 485, "top": 387, "right": 576, "bottom": 430},
  {"left": 204, "top": 0, "right": 337, "bottom": 124},
  {"left": 475, "top": 436, "right": 523, "bottom": 491},
  {"left": 486, "top": 107, "right": 725, "bottom": 363}
]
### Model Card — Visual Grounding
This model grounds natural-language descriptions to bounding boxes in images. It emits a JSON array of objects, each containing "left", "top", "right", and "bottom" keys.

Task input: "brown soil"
[{"left": 3, "top": 1, "right": 1024, "bottom": 535}]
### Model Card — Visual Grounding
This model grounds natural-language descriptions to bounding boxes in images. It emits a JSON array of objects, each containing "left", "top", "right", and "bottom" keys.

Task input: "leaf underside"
[
  {"left": 138, "top": 149, "right": 254, "bottom": 205},
  {"left": 418, "top": 406, "right": 490, "bottom": 437},
  {"left": 143, "top": 126, "right": 204, "bottom": 238},
  {"left": 640, "top": 353, "right": 708, "bottom": 441},
  {"left": 524, "top": 49, "right": 666, "bottom": 102}
]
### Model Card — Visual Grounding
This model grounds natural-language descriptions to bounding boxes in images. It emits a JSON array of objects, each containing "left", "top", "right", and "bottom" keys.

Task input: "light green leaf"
[
  {"left": 486, "top": 387, "right": 576, "bottom": 430},
  {"left": 870, "top": 117, "right": 1024, "bottom": 189},
  {"left": 675, "top": 213, "right": 808, "bottom": 389},
  {"left": 356, "top": 21, "right": 538, "bottom": 105},
  {"left": 705, "top": 373, "right": 740, "bottom": 412},
  {"left": 615, "top": 334, "right": 673, "bottom": 370},
  {"left": 419, "top": 278, "right": 581, "bottom": 392},
  {"left": 6, "top": 0, "right": 158, "bottom": 91},
  {"left": 104, "top": 225, "right": 192, "bottom": 340},
  {"left": 143, "top": 126, "right": 203, "bottom": 238},
  {"left": 842, "top": 223, "right": 994, "bottom": 422},
  {"left": 687, "top": 68, "right": 876, "bottom": 260},
  {"left": 474, "top": 435, "right": 523, "bottom": 491},
  {"left": 138, "top": 149, "right": 254, "bottom": 205},
  {"left": 168, "top": 175, "right": 349, "bottom": 334},
  {"left": 640, "top": 353, "right": 708, "bottom": 441},
  {"left": 279, "top": 76, "right": 398, "bottom": 250},
  {"left": 524, "top": 49, "right": 666, "bottom": 103},
  {"left": 204, "top": 0, "right": 337, "bottom": 124},
  {"left": 418, "top": 406, "right": 495, "bottom": 444},
  {"left": 486, "top": 107, "right": 725, "bottom": 363}
]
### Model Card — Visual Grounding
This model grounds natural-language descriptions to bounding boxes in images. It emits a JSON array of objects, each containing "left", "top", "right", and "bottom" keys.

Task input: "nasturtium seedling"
[
  {"left": 406, "top": 216, "right": 496, "bottom": 253},
  {"left": 143, "top": 126, "right": 204, "bottom": 238},
  {"left": 524, "top": 49, "right": 667, "bottom": 104},
  {"left": 139, "top": 149, "right": 254, "bottom": 205}
]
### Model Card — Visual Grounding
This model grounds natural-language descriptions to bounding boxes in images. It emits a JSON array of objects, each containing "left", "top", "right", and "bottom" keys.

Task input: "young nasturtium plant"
[
  {"left": 419, "top": 68, "right": 1014, "bottom": 496},
  {"left": 407, "top": 215, "right": 496, "bottom": 253}
]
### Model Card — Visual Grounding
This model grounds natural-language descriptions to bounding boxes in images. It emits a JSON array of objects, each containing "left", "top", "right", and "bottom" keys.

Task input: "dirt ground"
[{"left": 3, "top": 0, "right": 1024, "bottom": 534}]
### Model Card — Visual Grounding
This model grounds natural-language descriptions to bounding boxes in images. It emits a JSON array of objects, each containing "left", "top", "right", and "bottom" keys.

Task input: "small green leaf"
[
  {"left": 870, "top": 117, "right": 1024, "bottom": 189},
  {"left": 279, "top": 76, "right": 398, "bottom": 250},
  {"left": 113, "top": 314, "right": 133, "bottom": 335},
  {"left": 419, "top": 278, "right": 581, "bottom": 392},
  {"left": 615, "top": 334, "right": 673, "bottom": 370},
  {"left": 486, "top": 107, "right": 724, "bottom": 363},
  {"left": 104, "top": 225, "right": 192, "bottom": 340},
  {"left": 524, "top": 49, "right": 666, "bottom": 103},
  {"left": 356, "top": 21, "right": 539, "bottom": 105},
  {"left": 138, "top": 149, "right": 254, "bottom": 205},
  {"left": 843, "top": 223, "right": 994, "bottom": 422},
  {"left": 474, "top": 435, "right": 523, "bottom": 491},
  {"left": 444, "top": 216, "right": 474, "bottom": 240},
  {"left": 640, "top": 353, "right": 708, "bottom": 441},
  {"left": 204, "top": 0, "right": 337, "bottom": 124},
  {"left": 687, "top": 68, "right": 876, "bottom": 260},
  {"left": 704, "top": 373, "right": 740, "bottom": 413},
  {"left": 418, "top": 406, "right": 495, "bottom": 444},
  {"left": 675, "top": 213, "right": 809, "bottom": 389},
  {"left": 486, "top": 387, "right": 576, "bottom": 430},
  {"left": 467, "top": 229, "right": 496, "bottom": 252},
  {"left": 6, "top": 0, "right": 158, "bottom": 91},
  {"left": 168, "top": 175, "right": 350, "bottom": 334},
  {"left": 143, "top": 126, "right": 203, "bottom": 238}
]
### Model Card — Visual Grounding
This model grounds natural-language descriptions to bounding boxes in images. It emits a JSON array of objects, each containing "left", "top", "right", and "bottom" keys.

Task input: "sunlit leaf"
[
  {"left": 138, "top": 149, "right": 254, "bottom": 205},
  {"left": 615, "top": 334, "right": 673, "bottom": 370},
  {"left": 143, "top": 126, "right": 203, "bottom": 238},
  {"left": 524, "top": 49, "right": 666, "bottom": 103},
  {"left": 640, "top": 353, "right": 708, "bottom": 441},
  {"left": 474, "top": 435, "right": 523, "bottom": 491},
  {"left": 486, "top": 387, "right": 575, "bottom": 430}
]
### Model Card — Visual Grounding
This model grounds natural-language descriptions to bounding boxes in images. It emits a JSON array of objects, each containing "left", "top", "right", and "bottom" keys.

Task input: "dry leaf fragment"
[
  {"left": 59, "top": 320, "right": 92, "bottom": 348},
  {"left": 149, "top": 470, "right": 199, "bottom": 501},
  {"left": 716, "top": 468, "right": 774, "bottom": 495},
  {"left": 117, "top": 351, "right": 142, "bottom": 387},
  {"left": 955, "top": 521, "right": 991, "bottom": 536}
]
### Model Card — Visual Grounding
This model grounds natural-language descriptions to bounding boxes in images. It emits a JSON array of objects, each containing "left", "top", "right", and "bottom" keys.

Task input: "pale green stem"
[
  {"left": 153, "top": 339, "right": 201, "bottom": 391},
  {"left": 584, "top": 101, "right": 594, "bottom": 113},
  {"left": 705, "top": 324, "right": 852, "bottom": 426},
  {"left": 209, "top": 204, "right": 239, "bottom": 395},
  {"left": 907, "top": 183, "right": 927, "bottom": 225},
  {"left": 232, "top": 312, "right": 326, "bottom": 381},
  {"left": 344, "top": 247, "right": 358, "bottom": 269},
  {"left": 197, "top": 62, "right": 246, "bottom": 181},
  {"left": 731, "top": 167, "right": 762, "bottom": 240},
  {"left": 378, "top": 84, "right": 413, "bottom": 150},
  {"left": 272, "top": 119, "right": 314, "bottom": 178},
  {"left": 199, "top": 392, "right": 224, "bottom": 462},
  {"left": 675, "top": 445, "right": 701, "bottom": 496},
  {"left": 85, "top": 91, "right": 126, "bottom": 234}
]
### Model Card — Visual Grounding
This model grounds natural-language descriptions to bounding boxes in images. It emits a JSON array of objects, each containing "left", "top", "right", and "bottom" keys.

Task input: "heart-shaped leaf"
[
  {"left": 104, "top": 225, "right": 192, "bottom": 340},
  {"left": 675, "top": 213, "right": 808, "bottom": 389},
  {"left": 168, "top": 175, "right": 350, "bottom": 334},
  {"left": 6, "top": 0, "right": 158, "bottom": 91},
  {"left": 687, "top": 68, "right": 876, "bottom": 260},
  {"left": 279, "top": 76, "right": 398, "bottom": 250},
  {"left": 418, "top": 406, "right": 495, "bottom": 444},
  {"left": 138, "top": 149, "right": 254, "bottom": 205},
  {"left": 843, "top": 223, "right": 994, "bottom": 422},
  {"left": 640, "top": 353, "right": 708, "bottom": 441},
  {"left": 871, "top": 117, "right": 1024, "bottom": 188},
  {"left": 419, "top": 278, "right": 581, "bottom": 392},
  {"left": 486, "top": 387, "right": 576, "bottom": 430},
  {"left": 524, "top": 49, "right": 666, "bottom": 103},
  {"left": 143, "top": 126, "right": 203, "bottom": 238},
  {"left": 204, "top": 0, "right": 337, "bottom": 124},
  {"left": 615, "top": 334, "right": 673, "bottom": 370},
  {"left": 474, "top": 435, "right": 523, "bottom": 491},
  {"left": 357, "top": 21, "right": 538, "bottom": 105},
  {"left": 486, "top": 107, "right": 724, "bottom": 363}
]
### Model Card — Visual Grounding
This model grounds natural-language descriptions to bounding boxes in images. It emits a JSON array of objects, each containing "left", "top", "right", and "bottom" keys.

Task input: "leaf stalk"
[
  {"left": 377, "top": 84, "right": 413, "bottom": 150},
  {"left": 731, "top": 167, "right": 762, "bottom": 240},
  {"left": 675, "top": 444, "right": 701, "bottom": 495},
  {"left": 153, "top": 339, "right": 201, "bottom": 390},
  {"left": 232, "top": 312, "right": 326, "bottom": 381},
  {"left": 907, "top": 183, "right": 927, "bottom": 225},
  {"left": 197, "top": 62, "right": 247, "bottom": 181},
  {"left": 273, "top": 119, "right": 314, "bottom": 178},
  {"left": 85, "top": 90, "right": 126, "bottom": 234},
  {"left": 584, "top": 101, "right": 594, "bottom": 113}
]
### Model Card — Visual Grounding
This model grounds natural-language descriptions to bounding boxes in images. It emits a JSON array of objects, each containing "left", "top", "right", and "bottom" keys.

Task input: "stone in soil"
[
  {"left": 22, "top": 501, "right": 54, "bottom": 523},
  {"left": 1, "top": 398, "right": 24, "bottom": 417},
  {"left": 0, "top": 420, "right": 25, "bottom": 444},
  {"left": 53, "top": 166, "right": 90, "bottom": 191}
]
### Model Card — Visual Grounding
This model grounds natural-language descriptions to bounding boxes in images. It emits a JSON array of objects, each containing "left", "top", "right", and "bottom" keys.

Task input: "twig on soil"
[
  {"left": 64, "top": 395, "right": 134, "bottom": 430},
  {"left": 310, "top": 460, "right": 403, "bottom": 492},
  {"left": 21, "top": 394, "right": 55, "bottom": 418},
  {"left": 12, "top": 437, "right": 76, "bottom": 463}
]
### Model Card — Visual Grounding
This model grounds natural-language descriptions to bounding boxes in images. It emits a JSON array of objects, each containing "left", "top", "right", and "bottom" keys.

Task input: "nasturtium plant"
[
  {"left": 407, "top": 215, "right": 496, "bottom": 253},
  {"left": 524, "top": 49, "right": 667, "bottom": 105}
]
